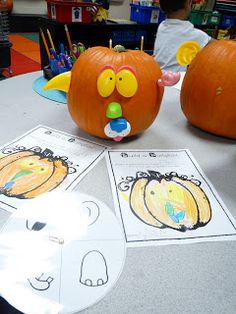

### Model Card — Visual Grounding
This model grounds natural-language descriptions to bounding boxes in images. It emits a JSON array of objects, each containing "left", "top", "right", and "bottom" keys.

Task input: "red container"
[{"left": 46, "top": 0, "right": 99, "bottom": 23}]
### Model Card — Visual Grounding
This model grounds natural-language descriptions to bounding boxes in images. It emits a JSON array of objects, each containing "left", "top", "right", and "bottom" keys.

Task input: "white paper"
[
  {"left": 106, "top": 149, "right": 236, "bottom": 247},
  {"left": 0, "top": 192, "right": 126, "bottom": 314},
  {"left": 0, "top": 125, "right": 108, "bottom": 213}
]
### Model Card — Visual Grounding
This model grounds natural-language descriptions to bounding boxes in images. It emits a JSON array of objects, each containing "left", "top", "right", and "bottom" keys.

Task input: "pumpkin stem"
[{"left": 112, "top": 45, "right": 127, "bottom": 53}]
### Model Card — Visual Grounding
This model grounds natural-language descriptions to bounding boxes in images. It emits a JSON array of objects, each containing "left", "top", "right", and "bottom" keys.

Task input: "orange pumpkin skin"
[
  {"left": 0, "top": 0, "right": 13, "bottom": 12},
  {"left": 180, "top": 40, "right": 236, "bottom": 139},
  {"left": 67, "top": 46, "right": 164, "bottom": 139}
]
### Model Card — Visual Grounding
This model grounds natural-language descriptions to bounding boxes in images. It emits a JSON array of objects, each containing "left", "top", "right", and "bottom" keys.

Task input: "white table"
[{"left": 0, "top": 71, "right": 236, "bottom": 314}]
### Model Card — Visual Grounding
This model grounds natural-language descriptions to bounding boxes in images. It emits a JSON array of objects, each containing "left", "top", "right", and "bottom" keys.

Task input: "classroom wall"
[
  {"left": 12, "top": 0, "right": 131, "bottom": 20},
  {"left": 12, "top": 0, "right": 46, "bottom": 14}
]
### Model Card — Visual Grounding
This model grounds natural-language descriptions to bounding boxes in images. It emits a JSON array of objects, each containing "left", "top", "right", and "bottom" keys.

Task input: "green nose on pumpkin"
[{"left": 106, "top": 102, "right": 122, "bottom": 119}]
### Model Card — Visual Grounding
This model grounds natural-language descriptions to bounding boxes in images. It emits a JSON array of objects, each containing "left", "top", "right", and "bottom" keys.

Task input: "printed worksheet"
[
  {"left": 0, "top": 125, "right": 108, "bottom": 212},
  {"left": 106, "top": 149, "right": 236, "bottom": 246}
]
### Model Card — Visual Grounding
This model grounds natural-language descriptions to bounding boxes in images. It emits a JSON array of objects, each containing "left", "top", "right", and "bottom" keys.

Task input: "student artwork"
[
  {"left": 119, "top": 171, "right": 211, "bottom": 232},
  {"left": 106, "top": 149, "right": 236, "bottom": 247},
  {"left": 176, "top": 40, "right": 236, "bottom": 139},
  {"left": 0, "top": 125, "right": 108, "bottom": 212},
  {"left": 0, "top": 148, "right": 68, "bottom": 199},
  {"left": 0, "top": 192, "right": 126, "bottom": 314},
  {"left": 44, "top": 45, "right": 180, "bottom": 141}
]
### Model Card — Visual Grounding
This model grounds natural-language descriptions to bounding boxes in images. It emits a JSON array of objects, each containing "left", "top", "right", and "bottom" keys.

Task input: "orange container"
[{"left": 46, "top": 0, "right": 100, "bottom": 23}]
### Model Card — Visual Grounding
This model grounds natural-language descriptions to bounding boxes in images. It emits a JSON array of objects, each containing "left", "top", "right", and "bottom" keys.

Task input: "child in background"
[{"left": 153, "top": 0, "right": 214, "bottom": 72}]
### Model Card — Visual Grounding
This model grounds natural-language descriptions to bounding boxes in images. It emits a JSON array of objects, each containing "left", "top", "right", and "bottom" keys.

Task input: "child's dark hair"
[{"left": 159, "top": 0, "right": 187, "bottom": 13}]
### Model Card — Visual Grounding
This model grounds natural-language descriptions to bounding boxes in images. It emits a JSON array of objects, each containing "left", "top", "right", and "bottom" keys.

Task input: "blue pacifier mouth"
[
  {"left": 104, "top": 118, "right": 131, "bottom": 141},
  {"left": 109, "top": 118, "right": 128, "bottom": 133}
]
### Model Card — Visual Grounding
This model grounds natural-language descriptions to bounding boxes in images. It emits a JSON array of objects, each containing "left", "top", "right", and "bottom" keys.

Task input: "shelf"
[{"left": 38, "top": 17, "right": 158, "bottom": 68}]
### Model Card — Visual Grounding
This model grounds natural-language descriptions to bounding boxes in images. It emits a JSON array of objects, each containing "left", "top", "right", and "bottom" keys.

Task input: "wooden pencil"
[
  {"left": 47, "top": 28, "right": 56, "bottom": 51},
  {"left": 64, "top": 24, "right": 73, "bottom": 52},
  {"left": 39, "top": 28, "right": 50, "bottom": 58}
]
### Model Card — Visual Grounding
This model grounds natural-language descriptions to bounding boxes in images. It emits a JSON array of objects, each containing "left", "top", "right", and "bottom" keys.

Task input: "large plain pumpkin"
[{"left": 180, "top": 40, "right": 236, "bottom": 139}]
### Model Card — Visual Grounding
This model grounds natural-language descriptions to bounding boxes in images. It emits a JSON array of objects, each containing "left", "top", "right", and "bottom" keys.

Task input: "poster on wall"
[
  {"left": 72, "top": 6, "right": 82, "bottom": 23},
  {"left": 106, "top": 149, "right": 236, "bottom": 247},
  {"left": 0, "top": 125, "right": 108, "bottom": 213}
]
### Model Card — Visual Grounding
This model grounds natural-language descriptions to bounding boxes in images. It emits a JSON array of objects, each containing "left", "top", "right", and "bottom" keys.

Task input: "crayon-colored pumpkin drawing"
[
  {"left": 0, "top": 149, "right": 68, "bottom": 199},
  {"left": 118, "top": 171, "right": 212, "bottom": 232}
]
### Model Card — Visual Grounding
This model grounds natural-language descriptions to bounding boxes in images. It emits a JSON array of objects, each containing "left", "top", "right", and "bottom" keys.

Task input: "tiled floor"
[{"left": 0, "top": 33, "right": 41, "bottom": 79}]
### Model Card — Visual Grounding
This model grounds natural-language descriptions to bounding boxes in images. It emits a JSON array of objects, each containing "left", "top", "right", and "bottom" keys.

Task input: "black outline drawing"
[
  {"left": 28, "top": 273, "right": 54, "bottom": 291},
  {"left": 79, "top": 250, "right": 108, "bottom": 287},
  {"left": 26, "top": 220, "right": 46, "bottom": 231},
  {"left": 82, "top": 201, "right": 100, "bottom": 226},
  {"left": 118, "top": 170, "right": 212, "bottom": 232}
]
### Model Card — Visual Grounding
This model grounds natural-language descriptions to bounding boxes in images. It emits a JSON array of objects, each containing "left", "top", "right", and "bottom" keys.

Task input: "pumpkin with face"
[{"left": 44, "top": 46, "right": 165, "bottom": 141}]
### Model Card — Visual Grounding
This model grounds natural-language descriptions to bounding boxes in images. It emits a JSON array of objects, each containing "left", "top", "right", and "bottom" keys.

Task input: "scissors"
[{"left": 71, "top": 42, "right": 85, "bottom": 59}]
